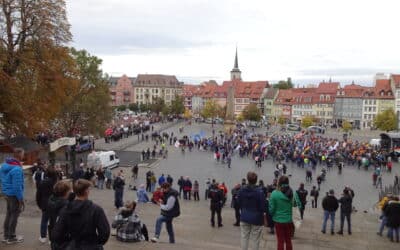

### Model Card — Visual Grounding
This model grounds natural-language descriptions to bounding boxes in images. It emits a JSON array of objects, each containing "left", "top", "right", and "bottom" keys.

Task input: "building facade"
[
  {"left": 109, "top": 75, "right": 136, "bottom": 106},
  {"left": 334, "top": 83, "right": 366, "bottom": 128},
  {"left": 133, "top": 74, "right": 183, "bottom": 105}
]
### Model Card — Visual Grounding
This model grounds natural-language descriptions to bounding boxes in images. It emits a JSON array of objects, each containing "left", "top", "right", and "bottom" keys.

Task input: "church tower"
[{"left": 230, "top": 47, "right": 242, "bottom": 80}]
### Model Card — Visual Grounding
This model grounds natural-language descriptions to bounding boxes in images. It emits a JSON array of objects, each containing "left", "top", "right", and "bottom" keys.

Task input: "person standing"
[
  {"left": 104, "top": 167, "right": 112, "bottom": 189},
  {"left": 208, "top": 183, "right": 224, "bottom": 227},
  {"left": 132, "top": 164, "right": 138, "bottom": 180},
  {"left": 96, "top": 168, "right": 105, "bottom": 190},
  {"left": 269, "top": 175, "right": 301, "bottom": 250},
  {"left": 53, "top": 179, "right": 110, "bottom": 249},
  {"left": 205, "top": 178, "right": 211, "bottom": 200},
  {"left": 113, "top": 171, "right": 125, "bottom": 209},
  {"left": 36, "top": 167, "right": 58, "bottom": 243},
  {"left": 151, "top": 182, "right": 180, "bottom": 244},
  {"left": 47, "top": 180, "right": 74, "bottom": 250},
  {"left": 0, "top": 153, "right": 25, "bottom": 245},
  {"left": 193, "top": 180, "right": 200, "bottom": 201},
  {"left": 177, "top": 176, "right": 184, "bottom": 198},
  {"left": 166, "top": 174, "right": 173, "bottom": 186},
  {"left": 337, "top": 188, "right": 353, "bottom": 235},
  {"left": 231, "top": 184, "right": 241, "bottom": 226},
  {"left": 321, "top": 189, "right": 339, "bottom": 235},
  {"left": 237, "top": 172, "right": 265, "bottom": 250},
  {"left": 183, "top": 177, "right": 192, "bottom": 200},
  {"left": 310, "top": 186, "right": 319, "bottom": 208},
  {"left": 158, "top": 174, "right": 166, "bottom": 186},
  {"left": 384, "top": 196, "right": 400, "bottom": 242},
  {"left": 296, "top": 183, "right": 308, "bottom": 220}
]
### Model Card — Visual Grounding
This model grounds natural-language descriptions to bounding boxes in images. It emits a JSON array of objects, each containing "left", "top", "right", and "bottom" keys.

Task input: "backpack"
[{"left": 34, "top": 169, "right": 43, "bottom": 183}]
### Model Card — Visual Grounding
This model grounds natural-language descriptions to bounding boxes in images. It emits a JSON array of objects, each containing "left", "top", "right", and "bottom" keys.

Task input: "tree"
[
  {"left": 170, "top": 95, "right": 185, "bottom": 115},
  {"left": 128, "top": 103, "right": 139, "bottom": 112},
  {"left": 374, "top": 108, "right": 397, "bottom": 132},
  {"left": 116, "top": 105, "right": 127, "bottom": 112},
  {"left": 342, "top": 120, "right": 352, "bottom": 132},
  {"left": 242, "top": 104, "right": 261, "bottom": 121},
  {"left": 0, "top": 0, "right": 72, "bottom": 136},
  {"left": 201, "top": 100, "right": 218, "bottom": 119},
  {"left": 301, "top": 116, "right": 315, "bottom": 128},
  {"left": 150, "top": 97, "right": 165, "bottom": 115},
  {"left": 161, "top": 105, "right": 171, "bottom": 116},
  {"left": 278, "top": 116, "right": 286, "bottom": 125},
  {"left": 218, "top": 105, "right": 227, "bottom": 119},
  {"left": 183, "top": 108, "right": 192, "bottom": 120},
  {"left": 54, "top": 48, "right": 112, "bottom": 136},
  {"left": 273, "top": 78, "right": 293, "bottom": 90}
]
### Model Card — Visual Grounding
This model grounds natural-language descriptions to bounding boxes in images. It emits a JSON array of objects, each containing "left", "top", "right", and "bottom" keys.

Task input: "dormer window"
[
  {"left": 380, "top": 91, "right": 384, "bottom": 96},
  {"left": 320, "top": 95, "right": 324, "bottom": 101},
  {"left": 388, "top": 91, "right": 392, "bottom": 96}
]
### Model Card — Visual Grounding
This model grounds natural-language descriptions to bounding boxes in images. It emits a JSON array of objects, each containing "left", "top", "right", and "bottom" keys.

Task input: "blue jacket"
[
  {"left": 237, "top": 185, "right": 265, "bottom": 225},
  {"left": 0, "top": 157, "right": 24, "bottom": 200}
]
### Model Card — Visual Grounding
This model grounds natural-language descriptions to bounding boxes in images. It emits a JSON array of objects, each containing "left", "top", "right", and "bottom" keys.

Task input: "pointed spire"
[{"left": 234, "top": 46, "right": 239, "bottom": 69}]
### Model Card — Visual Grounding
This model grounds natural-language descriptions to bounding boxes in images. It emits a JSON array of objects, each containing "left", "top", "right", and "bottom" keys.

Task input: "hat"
[{"left": 329, "top": 189, "right": 335, "bottom": 195}]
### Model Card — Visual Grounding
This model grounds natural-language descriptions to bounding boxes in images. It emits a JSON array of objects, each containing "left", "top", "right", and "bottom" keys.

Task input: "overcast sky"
[{"left": 66, "top": 0, "right": 400, "bottom": 85}]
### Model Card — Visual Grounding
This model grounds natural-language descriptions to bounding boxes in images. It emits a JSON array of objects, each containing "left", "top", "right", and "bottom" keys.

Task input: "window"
[
  {"left": 364, "top": 114, "right": 367, "bottom": 119},
  {"left": 110, "top": 155, "right": 114, "bottom": 161},
  {"left": 236, "top": 98, "right": 242, "bottom": 103},
  {"left": 373, "top": 107, "right": 376, "bottom": 112}
]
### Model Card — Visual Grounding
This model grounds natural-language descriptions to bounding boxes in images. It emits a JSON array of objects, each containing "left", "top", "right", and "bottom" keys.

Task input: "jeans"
[
  {"left": 40, "top": 211, "right": 49, "bottom": 238},
  {"left": 210, "top": 206, "right": 222, "bottom": 226},
  {"left": 322, "top": 211, "right": 335, "bottom": 233},
  {"left": 378, "top": 216, "right": 387, "bottom": 234},
  {"left": 3, "top": 196, "right": 21, "bottom": 239},
  {"left": 275, "top": 222, "right": 292, "bottom": 250},
  {"left": 154, "top": 215, "right": 175, "bottom": 243},
  {"left": 340, "top": 212, "right": 351, "bottom": 233},
  {"left": 114, "top": 188, "right": 123, "bottom": 209},
  {"left": 97, "top": 179, "right": 104, "bottom": 189},
  {"left": 240, "top": 222, "right": 263, "bottom": 250},
  {"left": 388, "top": 227, "right": 400, "bottom": 241}
]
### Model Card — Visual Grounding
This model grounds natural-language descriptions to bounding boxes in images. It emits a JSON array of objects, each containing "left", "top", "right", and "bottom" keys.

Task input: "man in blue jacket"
[
  {"left": 0, "top": 151, "right": 25, "bottom": 245},
  {"left": 238, "top": 171, "right": 266, "bottom": 250}
]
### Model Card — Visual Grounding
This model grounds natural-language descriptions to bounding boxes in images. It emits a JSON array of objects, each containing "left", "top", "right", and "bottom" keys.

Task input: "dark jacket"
[
  {"left": 161, "top": 189, "right": 180, "bottom": 218},
  {"left": 36, "top": 177, "right": 57, "bottom": 211},
  {"left": 47, "top": 194, "right": 70, "bottom": 243},
  {"left": 322, "top": 195, "right": 339, "bottom": 212},
  {"left": 384, "top": 200, "right": 400, "bottom": 228},
  {"left": 338, "top": 194, "right": 353, "bottom": 214},
  {"left": 237, "top": 185, "right": 265, "bottom": 226},
  {"left": 296, "top": 188, "right": 308, "bottom": 206},
  {"left": 208, "top": 187, "right": 223, "bottom": 209},
  {"left": 52, "top": 199, "right": 110, "bottom": 248}
]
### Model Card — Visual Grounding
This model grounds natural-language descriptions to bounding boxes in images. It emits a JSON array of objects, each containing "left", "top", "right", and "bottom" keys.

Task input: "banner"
[{"left": 50, "top": 137, "right": 76, "bottom": 152}]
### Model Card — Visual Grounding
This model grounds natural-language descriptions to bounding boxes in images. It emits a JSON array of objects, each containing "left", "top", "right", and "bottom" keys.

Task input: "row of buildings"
[{"left": 108, "top": 49, "right": 400, "bottom": 130}]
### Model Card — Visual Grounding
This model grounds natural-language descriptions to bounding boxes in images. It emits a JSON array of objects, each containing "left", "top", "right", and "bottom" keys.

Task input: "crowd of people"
[{"left": 1, "top": 122, "right": 400, "bottom": 249}]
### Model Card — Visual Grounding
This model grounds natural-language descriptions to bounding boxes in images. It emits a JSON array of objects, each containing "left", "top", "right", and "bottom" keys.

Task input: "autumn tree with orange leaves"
[{"left": 0, "top": 0, "right": 76, "bottom": 137}]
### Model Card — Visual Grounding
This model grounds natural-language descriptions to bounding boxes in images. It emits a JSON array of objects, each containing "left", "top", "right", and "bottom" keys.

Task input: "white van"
[
  {"left": 369, "top": 138, "right": 381, "bottom": 147},
  {"left": 87, "top": 151, "right": 120, "bottom": 169}
]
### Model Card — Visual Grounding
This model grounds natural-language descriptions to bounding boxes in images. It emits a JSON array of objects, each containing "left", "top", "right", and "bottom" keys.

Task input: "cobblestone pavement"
[{"left": 1, "top": 122, "right": 399, "bottom": 249}]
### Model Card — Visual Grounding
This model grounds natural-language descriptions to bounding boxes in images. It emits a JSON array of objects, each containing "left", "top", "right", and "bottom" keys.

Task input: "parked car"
[
  {"left": 248, "top": 121, "right": 261, "bottom": 128},
  {"left": 307, "top": 126, "right": 325, "bottom": 134},
  {"left": 215, "top": 118, "right": 224, "bottom": 124},
  {"left": 286, "top": 124, "right": 301, "bottom": 131},
  {"left": 75, "top": 136, "right": 92, "bottom": 153},
  {"left": 205, "top": 118, "right": 213, "bottom": 124}
]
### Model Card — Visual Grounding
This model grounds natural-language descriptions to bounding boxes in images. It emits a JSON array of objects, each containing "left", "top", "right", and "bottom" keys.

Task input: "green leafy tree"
[
  {"left": 242, "top": 104, "right": 261, "bottom": 121},
  {"left": 273, "top": 78, "right": 293, "bottom": 90},
  {"left": 301, "top": 116, "right": 315, "bottom": 128},
  {"left": 374, "top": 108, "right": 397, "bottom": 132},
  {"left": 128, "top": 103, "right": 139, "bottom": 112},
  {"left": 162, "top": 105, "right": 171, "bottom": 116},
  {"left": 151, "top": 97, "right": 165, "bottom": 115},
  {"left": 55, "top": 48, "right": 112, "bottom": 136},
  {"left": 116, "top": 105, "right": 127, "bottom": 111},
  {"left": 170, "top": 95, "right": 185, "bottom": 115},
  {"left": 342, "top": 120, "right": 352, "bottom": 132},
  {"left": 201, "top": 100, "right": 219, "bottom": 119}
]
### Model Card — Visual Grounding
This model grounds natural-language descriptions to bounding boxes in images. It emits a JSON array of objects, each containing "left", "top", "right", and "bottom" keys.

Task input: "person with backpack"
[
  {"left": 113, "top": 171, "right": 125, "bottom": 209},
  {"left": 151, "top": 182, "right": 180, "bottom": 244},
  {"left": 36, "top": 167, "right": 58, "bottom": 243},
  {"left": 112, "top": 201, "right": 148, "bottom": 242},
  {"left": 296, "top": 183, "right": 308, "bottom": 220},
  {"left": 47, "top": 180, "right": 74, "bottom": 250},
  {"left": 52, "top": 179, "right": 110, "bottom": 249}
]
